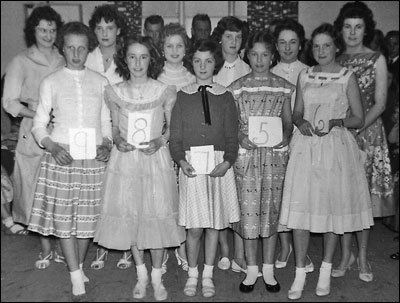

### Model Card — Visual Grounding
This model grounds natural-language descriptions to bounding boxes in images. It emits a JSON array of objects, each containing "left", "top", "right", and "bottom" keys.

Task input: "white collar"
[{"left": 181, "top": 82, "right": 227, "bottom": 95}]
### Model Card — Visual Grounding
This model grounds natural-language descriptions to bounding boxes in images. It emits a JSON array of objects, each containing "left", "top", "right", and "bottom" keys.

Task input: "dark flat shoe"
[
  {"left": 239, "top": 281, "right": 255, "bottom": 293},
  {"left": 265, "top": 278, "right": 280, "bottom": 293}
]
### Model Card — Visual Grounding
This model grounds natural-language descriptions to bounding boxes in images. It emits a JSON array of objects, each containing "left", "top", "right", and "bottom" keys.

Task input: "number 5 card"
[
  {"left": 248, "top": 116, "right": 282, "bottom": 147},
  {"left": 127, "top": 111, "right": 152, "bottom": 149}
]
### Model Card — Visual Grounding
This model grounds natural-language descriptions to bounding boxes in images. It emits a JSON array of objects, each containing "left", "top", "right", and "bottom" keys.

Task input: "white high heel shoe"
[{"left": 275, "top": 245, "right": 292, "bottom": 269}]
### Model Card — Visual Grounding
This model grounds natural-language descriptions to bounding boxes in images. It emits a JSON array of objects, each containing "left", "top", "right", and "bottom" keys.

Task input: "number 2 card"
[{"left": 248, "top": 116, "right": 282, "bottom": 147}]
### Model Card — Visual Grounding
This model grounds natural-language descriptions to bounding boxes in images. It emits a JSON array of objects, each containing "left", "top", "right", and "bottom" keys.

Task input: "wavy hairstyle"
[
  {"left": 311, "top": 23, "right": 345, "bottom": 58},
  {"left": 115, "top": 35, "right": 164, "bottom": 80},
  {"left": 333, "top": 1, "right": 376, "bottom": 46},
  {"left": 24, "top": 5, "right": 63, "bottom": 48},
  {"left": 210, "top": 16, "right": 249, "bottom": 51},
  {"left": 186, "top": 39, "right": 224, "bottom": 76},
  {"left": 88, "top": 4, "right": 127, "bottom": 38}
]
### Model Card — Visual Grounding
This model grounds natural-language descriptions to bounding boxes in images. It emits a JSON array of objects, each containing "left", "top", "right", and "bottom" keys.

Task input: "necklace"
[{"left": 104, "top": 56, "right": 112, "bottom": 63}]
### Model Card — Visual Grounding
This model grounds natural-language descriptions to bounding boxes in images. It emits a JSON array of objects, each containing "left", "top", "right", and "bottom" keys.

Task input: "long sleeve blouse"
[
  {"left": 32, "top": 67, "right": 112, "bottom": 147},
  {"left": 169, "top": 83, "right": 239, "bottom": 166},
  {"left": 3, "top": 45, "right": 65, "bottom": 117}
]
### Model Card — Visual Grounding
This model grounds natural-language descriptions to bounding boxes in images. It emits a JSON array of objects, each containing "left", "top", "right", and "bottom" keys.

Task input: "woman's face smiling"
[{"left": 125, "top": 42, "right": 150, "bottom": 79}]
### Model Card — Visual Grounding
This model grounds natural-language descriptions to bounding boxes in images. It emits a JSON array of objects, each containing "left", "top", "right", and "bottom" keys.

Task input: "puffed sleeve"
[
  {"left": 32, "top": 77, "right": 52, "bottom": 147},
  {"left": 162, "top": 85, "right": 177, "bottom": 113},
  {"left": 3, "top": 56, "right": 26, "bottom": 117},
  {"left": 169, "top": 91, "right": 185, "bottom": 164},
  {"left": 222, "top": 92, "right": 239, "bottom": 165},
  {"left": 100, "top": 80, "right": 112, "bottom": 139}
]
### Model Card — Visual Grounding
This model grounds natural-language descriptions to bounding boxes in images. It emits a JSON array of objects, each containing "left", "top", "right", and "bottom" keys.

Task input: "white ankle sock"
[
  {"left": 262, "top": 263, "right": 277, "bottom": 285},
  {"left": 188, "top": 266, "right": 199, "bottom": 278},
  {"left": 79, "top": 263, "right": 89, "bottom": 283},
  {"left": 317, "top": 262, "right": 332, "bottom": 288},
  {"left": 70, "top": 269, "right": 85, "bottom": 296},
  {"left": 151, "top": 267, "right": 162, "bottom": 284},
  {"left": 243, "top": 265, "right": 259, "bottom": 285},
  {"left": 291, "top": 267, "right": 306, "bottom": 291},
  {"left": 2, "top": 216, "right": 13, "bottom": 228},
  {"left": 136, "top": 264, "right": 148, "bottom": 282},
  {"left": 203, "top": 264, "right": 214, "bottom": 278}
]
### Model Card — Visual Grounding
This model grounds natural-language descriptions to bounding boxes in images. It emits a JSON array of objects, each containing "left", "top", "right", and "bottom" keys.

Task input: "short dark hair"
[
  {"left": 191, "top": 14, "right": 211, "bottom": 29},
  {"left": 333, "top": 1, "right": 376, "bottom": 46},
  {"left": 24, "top": 5, "right": 63, "bottom": 47},
  {"left": 274, "top": 18, "right": 306, "bottom": 50},
  {"left": 144, "top": 15, "right": 164, "bottom": 29},
  {"left": 88, "top": 5, "right": 126, "bottom": 35},
  {"left": 311, "top": 23, "right": 344, "bottom": 58},
  {"left": 385, "top": 30, "right": 399, "bottom": 40},
  {"left": 210, "top": 16, "right": 249, "bottom": 51},
  {"left": 115, "top": 35, "right": 163, "bottom": 80},
  {"left": 187, "top": 39, "right": 224, "bottom": 75},
  {"left": 244, "top": 30, "right": 276, "bottom": 65},
  {"left": 57, "top": 22, "right": 97, "bottom": 54}
]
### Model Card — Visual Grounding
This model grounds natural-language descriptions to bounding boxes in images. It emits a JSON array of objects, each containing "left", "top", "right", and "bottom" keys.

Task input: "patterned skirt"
[
  {"left": 178, "top": 151, "right": 240, "bottom": 229},
  {"left": 232, "top": 147, "right": 288, "bottom": 239},
  {"left": 27, "top": 150, "right": 107, "bottom": 238}
]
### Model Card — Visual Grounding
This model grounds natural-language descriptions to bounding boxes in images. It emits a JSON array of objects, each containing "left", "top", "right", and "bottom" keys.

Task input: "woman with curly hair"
[
  {"left": 333, "top": 1, "right": 394, "bottom": 283},
  {"left": 2, "top": 5, "right": 65, "bottom": 268},
  {"left": 93, "top": 35, "right": 185, "bottom": 301},
  {"left": 210, "top": 15, "right": 251, "bottom": 274},
  {"left": 157, "top": 22, "right": 196, "bottom": 275}
]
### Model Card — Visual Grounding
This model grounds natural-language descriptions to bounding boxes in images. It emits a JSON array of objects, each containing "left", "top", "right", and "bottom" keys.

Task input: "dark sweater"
[{"left": 169, "top": 89, "right": 239, "bottom": 166}]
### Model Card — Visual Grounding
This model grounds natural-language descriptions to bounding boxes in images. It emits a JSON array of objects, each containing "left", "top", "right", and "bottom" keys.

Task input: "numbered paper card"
[
  {"left": 127, "top": 111, "right": 152, "bottom": 149},
  {"left": 69, "top": 128, "right": 96, "bottom": 160},
  {"left": 189, "top": 145, "right": 215, "bottom": 175},
  {"left": 309, "top": 103, "right": 331, "bottom": 133},
  {"left": 248, "top": 116, "right": 282, "bottom": 147}
]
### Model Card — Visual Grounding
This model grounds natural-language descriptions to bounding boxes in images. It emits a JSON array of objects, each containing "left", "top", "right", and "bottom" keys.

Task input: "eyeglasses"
[{"left": 36, "top": 28, "right": 57, "bottom": 34}]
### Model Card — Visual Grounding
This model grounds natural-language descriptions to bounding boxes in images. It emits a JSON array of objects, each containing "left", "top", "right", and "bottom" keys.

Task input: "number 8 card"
[{"left": 127, "top": 111, "right": 152, "bottom": 148}]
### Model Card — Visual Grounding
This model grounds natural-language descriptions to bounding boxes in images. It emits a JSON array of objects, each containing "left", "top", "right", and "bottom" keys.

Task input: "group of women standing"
[{"left": 1, "top": 1, "right": 395, "bottom": 301}]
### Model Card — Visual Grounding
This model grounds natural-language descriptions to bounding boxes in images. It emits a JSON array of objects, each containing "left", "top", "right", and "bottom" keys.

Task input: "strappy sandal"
[
  {"left": 202, "top": 277, "right": 215, "bottom": 298},
  {"left": 161, "top": 252, "right": 169, "bottom": 275},
  {"left": 174, "top": 248, "right": 189, "bottom": 271},
  {"left": 183, "top": 276, "right": 198, "bottom": 297},
  {"left": 133, "top": 277, "right": 149, "bottom": 299},
  {"left": 90, "top": 248, "right": 108, "bottom": 270},
  {"left": 117, "top": 251, "right": 133, "bottom": 270},
  {"left": 4, "top": 223, "right": 29, "bottom": 236},
  {"left": 54, "top": 251, "right": 67, "bottom": 266},
  {"left": 35, "top": 251, "right": 53, "bottom": 269}
]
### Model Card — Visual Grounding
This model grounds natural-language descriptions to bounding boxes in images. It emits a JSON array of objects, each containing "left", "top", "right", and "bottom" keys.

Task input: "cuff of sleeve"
[
  {"left": 223, "top": 154, "right": 235, "bottom": 167},
  {"left": 38, "top": 135, "right": 51, "bottom": 148},
  {"left": 4, "top": 101, "right": 24, "bottom": 118}
]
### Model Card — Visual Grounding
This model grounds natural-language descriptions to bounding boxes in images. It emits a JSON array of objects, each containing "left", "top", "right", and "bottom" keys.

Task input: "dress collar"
[{"left": 181, "top": 82, "right": 227, "bottom": 95}]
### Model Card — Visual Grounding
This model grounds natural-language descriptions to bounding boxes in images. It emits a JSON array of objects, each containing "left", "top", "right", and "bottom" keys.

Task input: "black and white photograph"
[{"left": 1, "top": 1, "right": 398, "bottom": 302}]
